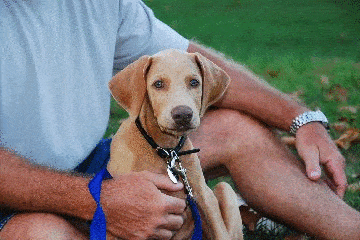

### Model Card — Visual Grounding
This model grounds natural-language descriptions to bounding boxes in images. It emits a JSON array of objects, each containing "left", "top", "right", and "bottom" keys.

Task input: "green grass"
[
  {"left": 145, "top": 0, "right": 360, "bottom": 62},
  {"left": 106, "top": 0, "right": 360, "bottom": 238}
]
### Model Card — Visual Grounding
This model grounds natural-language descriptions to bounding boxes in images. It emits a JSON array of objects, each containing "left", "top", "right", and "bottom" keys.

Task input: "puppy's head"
[{"left": 109, "top": 49, "right": 230, "bottom": 136}]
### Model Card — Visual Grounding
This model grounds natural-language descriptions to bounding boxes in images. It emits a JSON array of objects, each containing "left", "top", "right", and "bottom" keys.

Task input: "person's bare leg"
[
  {"left": 190, "top": 108, "right": 360, "bottom": 240},
  {"left": 0, "top": 213, "right": 88, "bottom": 240}
]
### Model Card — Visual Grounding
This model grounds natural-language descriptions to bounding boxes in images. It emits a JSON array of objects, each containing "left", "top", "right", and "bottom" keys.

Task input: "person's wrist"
[
  {"left": 289, "top": 110, "right": 329, "bottom": 135},
  {"left": 62, "top": 177, "right": 97, "bottom": 221}
]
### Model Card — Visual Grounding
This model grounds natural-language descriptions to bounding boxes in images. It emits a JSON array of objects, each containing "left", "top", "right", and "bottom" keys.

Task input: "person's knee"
[
  {"left": 205, "top": 109, "right": 275, "bottom": 153},
  {"left": 193, "top": 108, "right": 282, "bottom": 174},
  {"left": 0, "top": 213, "right": 86, "bottom": 239}
]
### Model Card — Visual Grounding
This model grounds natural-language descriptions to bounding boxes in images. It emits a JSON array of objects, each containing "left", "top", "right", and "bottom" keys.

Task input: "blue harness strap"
[
  {"left": 88, "top": 169, "right": 203, "bottom": 240},
  {"left": 88, "top": 168, "right": 112, "bottom": 240}
]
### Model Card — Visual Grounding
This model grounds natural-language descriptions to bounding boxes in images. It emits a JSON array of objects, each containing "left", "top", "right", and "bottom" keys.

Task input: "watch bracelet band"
[{"left": 289, "top": 110, "right": 329, "bottom": 135}]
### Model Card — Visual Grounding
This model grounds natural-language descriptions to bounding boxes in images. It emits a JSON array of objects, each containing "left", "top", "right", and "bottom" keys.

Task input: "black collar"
[{"left": 135, "top": 117, "right": 200, "bottom": 159}]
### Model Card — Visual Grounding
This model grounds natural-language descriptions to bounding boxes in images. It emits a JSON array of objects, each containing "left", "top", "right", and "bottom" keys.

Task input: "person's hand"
[
  {"left": 295, "top": 122, "right": 347, "bottom": 198},
  {"left": 101, "top": 171, "right": 186, "bottom": 239}
]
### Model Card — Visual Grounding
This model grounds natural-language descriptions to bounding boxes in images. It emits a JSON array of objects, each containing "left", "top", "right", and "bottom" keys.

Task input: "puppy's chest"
[{"left": 110, "top": 131, "right": 197, "bottom": 239}]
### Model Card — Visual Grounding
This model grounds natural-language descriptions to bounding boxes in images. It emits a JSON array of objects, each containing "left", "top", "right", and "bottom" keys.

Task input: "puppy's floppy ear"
[
  {"left": 193, "top": 52, "right": 231, "bottom": 116},
  {"left": 108, "top": 55, "right": 152, "bottom": 117}
]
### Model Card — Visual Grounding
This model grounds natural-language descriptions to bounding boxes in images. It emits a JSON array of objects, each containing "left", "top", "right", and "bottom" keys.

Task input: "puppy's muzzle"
[{"left": 171, "top": 105, "right": 193, "bottom": 130}]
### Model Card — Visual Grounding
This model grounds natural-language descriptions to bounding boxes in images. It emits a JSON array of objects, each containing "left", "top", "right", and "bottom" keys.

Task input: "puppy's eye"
[
  {"left": 190, "top": 79, "right": 200, "bottom": 87},
  {"left": 153, "top": 80, "right": 164, "bottom": 89}
]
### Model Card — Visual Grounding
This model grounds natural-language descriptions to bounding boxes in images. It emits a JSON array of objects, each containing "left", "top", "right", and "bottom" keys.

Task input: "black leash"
[{"left": 135, "top": 117, "right": 200, "bottom": 158}]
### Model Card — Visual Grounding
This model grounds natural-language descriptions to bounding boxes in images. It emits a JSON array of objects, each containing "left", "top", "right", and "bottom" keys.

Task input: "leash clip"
[
  {"left": 166, "top": 150, "right": 180, "bottom": 184},
  {"left": 167, "top": 150, "right": 194, "bottom": 197}
]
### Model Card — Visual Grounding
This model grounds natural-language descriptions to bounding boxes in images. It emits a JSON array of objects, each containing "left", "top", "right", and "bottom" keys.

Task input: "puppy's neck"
[{"left": 138, "top": 100, "right": 182, "bottom": 149}]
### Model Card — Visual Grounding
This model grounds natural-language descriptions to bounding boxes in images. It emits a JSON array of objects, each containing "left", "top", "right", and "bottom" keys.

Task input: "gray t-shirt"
[{"left": 0, "top": 0, "right": 189, "bottom": 170}]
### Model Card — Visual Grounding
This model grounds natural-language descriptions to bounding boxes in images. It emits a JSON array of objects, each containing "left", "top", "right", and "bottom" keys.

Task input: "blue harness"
[{"left": 88, "top": 118, "right": 203, "bottom": 239}]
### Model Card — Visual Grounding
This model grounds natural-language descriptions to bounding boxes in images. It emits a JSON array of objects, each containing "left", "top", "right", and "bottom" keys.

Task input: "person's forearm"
[
  {"left": 188, "top": 42, "right": 308, "bottom": 131},
  {"left": 0, "top": 148, "right": 96, "bottom": 220}
]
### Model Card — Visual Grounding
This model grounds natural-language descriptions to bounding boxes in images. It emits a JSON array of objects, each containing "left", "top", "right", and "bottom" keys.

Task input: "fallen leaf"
[
  {"left": 326, "top": 84, "right": 348, "bottom": 102},
  {"left": 339, "top": 106, "right": 358, "bottom": 114},
  {"left": 338, "top": 116, "right": 351, "bottom": 123},
  {"left": 347, "top": 182, "right": 360, "bottom": 192},
  {"left": 335, "top": 128, "right": 360, "bottom": 149},
  {"left": 332, "top": 122, "right": 350, "bottom": 133}
]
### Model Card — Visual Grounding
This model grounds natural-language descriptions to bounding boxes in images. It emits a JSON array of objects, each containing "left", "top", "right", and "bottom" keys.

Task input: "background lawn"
[{"left": 107, "top": 0, "right": 360, "bottom": 238}]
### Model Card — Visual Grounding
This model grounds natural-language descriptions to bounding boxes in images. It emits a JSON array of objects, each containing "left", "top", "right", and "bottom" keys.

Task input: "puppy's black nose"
[{"left": 171, "top": 105, "right": 193, "bottom": 126}]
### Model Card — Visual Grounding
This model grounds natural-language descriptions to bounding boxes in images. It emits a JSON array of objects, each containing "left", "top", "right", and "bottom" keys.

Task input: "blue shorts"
[{"left": 0, "top": 138, "right": 112, "bottom": 231}]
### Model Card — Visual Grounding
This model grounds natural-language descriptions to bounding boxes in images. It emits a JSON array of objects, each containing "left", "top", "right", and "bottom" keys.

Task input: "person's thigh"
[{"left": 190, "top": 108, "right": 360, "bottom": 240}]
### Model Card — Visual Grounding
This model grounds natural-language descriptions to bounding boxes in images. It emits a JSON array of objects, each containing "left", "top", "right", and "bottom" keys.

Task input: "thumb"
[
  {"left": 298, "top": 146, "right": 322, "bottom": 181},
  {"left": 145, "top": 171, "right": 184, "bottom": 192}
]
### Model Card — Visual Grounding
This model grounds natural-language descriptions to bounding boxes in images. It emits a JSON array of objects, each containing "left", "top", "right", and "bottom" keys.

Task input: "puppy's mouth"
[{"left": 159, "top": 124, "right": 197, "bottom": 136}]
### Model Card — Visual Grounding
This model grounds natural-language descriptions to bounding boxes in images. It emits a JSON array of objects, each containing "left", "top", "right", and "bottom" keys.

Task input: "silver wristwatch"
[{"left": 289, "top": 110, "right": 329, "bottom": 135}]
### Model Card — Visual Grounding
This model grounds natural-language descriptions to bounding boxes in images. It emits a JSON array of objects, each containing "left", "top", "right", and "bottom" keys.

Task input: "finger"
[
  {"left": 322, "top": 157, "right": 347, "bottom": 198},
  {"left": 159, "top": 214, "right": 185, "bottom": 231},
  {"left": 297, "top": 145, "right": 322, "bottom": 181},
  {"left": 336, "top": 180, "right": 347, "bottom": 198},
  {"left": 145, "top": 171, "right": 184, "bottom": 192},
  {"left": 324, "top": 178, "right": 338, "bottom": 196},
  {"left": 163, "top": 194, "right": 187, "bottom": 215},
  {"left": 324, "top": 176, "right": 347, "bottom": 199},
  {"left": 150, "top": 228, "right": 173, "bottom": 240}
]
